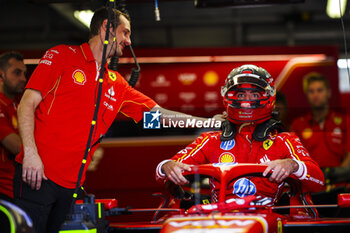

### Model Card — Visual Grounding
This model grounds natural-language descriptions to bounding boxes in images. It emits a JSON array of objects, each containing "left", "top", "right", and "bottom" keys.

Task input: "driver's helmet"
[{"left": 221, "top": 64, "right": 276, "bottom": 124}]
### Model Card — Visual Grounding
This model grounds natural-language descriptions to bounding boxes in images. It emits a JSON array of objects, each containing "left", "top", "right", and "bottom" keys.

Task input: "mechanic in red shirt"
[
  {"left": 290, "top": 73, "right": 350, "bottom": 169},
  {"left": 156, "top": 64, "right": 324, "bottom": 202},
  {"left": 0, "top": 52, "right": 26, "bottom": 201},
  {"left": 14, "top": 7, "right": 214, "bottom": 233}
]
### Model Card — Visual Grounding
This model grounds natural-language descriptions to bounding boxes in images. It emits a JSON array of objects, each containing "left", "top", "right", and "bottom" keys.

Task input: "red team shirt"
[
  {"left": 0, "top": 92, "right": 19, "bottom": 198},
  {"left": 290, "top": 111, "right": 350, "bottom": 167},
  {"left": 16, "top": 43, "right": 156, "bottom": 189},
  {"left": 156, "top": 126, "right": 324, "bottom": 202}
]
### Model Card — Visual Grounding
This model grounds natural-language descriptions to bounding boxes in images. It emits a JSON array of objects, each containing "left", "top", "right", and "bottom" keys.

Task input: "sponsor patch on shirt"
[
  {"left": 219, "top": 152, "right": 235, "bottom": 163},
  {"left": 334, "top": 116, "right": 342, "bottom": 125},
  {"left": 333, "top": 127, "right": 342, "bottom": 136},
  {"left": 220, "top": 139, "right": 235, "bottom": 150},
  {"left": 108, "top": 86, "right": 115, "bottom": 97},
  {"left": 302, "top": 128, "right": 313, "bottom": 139},
  {"left": 39, "top": 60, "right": 52, "bottom": 66},
  {"left": 72, "top": 69, "right": 86, "bottom": 85}
]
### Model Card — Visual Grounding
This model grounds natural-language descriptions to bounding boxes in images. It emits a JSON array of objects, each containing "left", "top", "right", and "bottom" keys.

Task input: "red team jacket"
[
  {"left": 290, "top": 111, "right": 350, "bottom": 168},
  {"left": 0, "top": 92, "right": 19, "bottom": 198},
  {"left": 15, "top": 43, "right": 157, "bottom": 189},
  {"left": 156, "top": 125, "right": 324, "bottom": 202}
]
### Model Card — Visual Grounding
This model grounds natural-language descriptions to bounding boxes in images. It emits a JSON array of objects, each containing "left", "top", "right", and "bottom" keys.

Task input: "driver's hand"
[
  {"left": 162, "top": 161, "right": 191, "bottom": 185},
  {"left": 262, "top": 159, "right": 299, "bottom": 183}
]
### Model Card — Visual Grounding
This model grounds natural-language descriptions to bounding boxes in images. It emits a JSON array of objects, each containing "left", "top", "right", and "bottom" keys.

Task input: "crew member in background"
[
  {"left": 290, "top": 72, "right": 350, "bottom": 216},
  {"left": 156, "top": 64, "right": 324, "bottom": 203},
  {"left": 290, "top": 73, "right": 350, "bottom": 169},
  {"left": 0, "top": 51, "right": 26, "bottom": 201},
  {"left": 14, "top": 7, "right": 219, "bottom": 233}
]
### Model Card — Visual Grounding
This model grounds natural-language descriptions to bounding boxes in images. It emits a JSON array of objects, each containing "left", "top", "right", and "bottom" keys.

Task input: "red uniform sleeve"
[
  {"left": 279, "top": 132, "right": 325, "bottom": 192},
  {"left": 118, "top": 77, "right": 157, "bottom": 123},
  {"left": 26, "top": 46, "right": 65, "bottom": 97},
  {"left": 0, "top": 105, "right": 14, "bottom": 141},
  {"left": 172, "top": 132, "right": 214, "bottom": 164},
  {"left": 155, "top": 132, "right": 215, "bottom": 183}
]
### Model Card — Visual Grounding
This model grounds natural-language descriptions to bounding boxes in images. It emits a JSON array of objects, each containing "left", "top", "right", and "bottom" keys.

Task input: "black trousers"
[{"left": 13, "top": 163, "right": 77, "bottom": 233}]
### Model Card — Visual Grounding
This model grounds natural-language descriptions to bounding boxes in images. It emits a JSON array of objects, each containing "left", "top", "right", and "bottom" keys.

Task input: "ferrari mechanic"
[
  {"left": 156, "top": 64, "right": 325, "bottom": 202},
  {"left": 290, "top": 72, "right": 350, "bottom": 168},
  {"left": 14, "top": 7, "right": 216, "bottom": 233},
  {"left": 0, "top": 52, "right": 26, "bottom": 201}
]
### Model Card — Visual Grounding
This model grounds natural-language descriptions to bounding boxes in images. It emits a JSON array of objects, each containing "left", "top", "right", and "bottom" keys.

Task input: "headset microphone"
[
  {"left": 127, "top": 44, "right": 141, "bottom": 87},
  {"left": 108, "top": 56, "right": 119, "bottom": 71}
]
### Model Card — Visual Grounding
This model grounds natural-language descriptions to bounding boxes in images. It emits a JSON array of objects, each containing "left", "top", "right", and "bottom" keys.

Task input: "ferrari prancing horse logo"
[
  {"left": 109, "top": 71, "right": 117, "bottom": 81},
  {"left": 263, "top": 139, "right": 273, "bottom": 150}
]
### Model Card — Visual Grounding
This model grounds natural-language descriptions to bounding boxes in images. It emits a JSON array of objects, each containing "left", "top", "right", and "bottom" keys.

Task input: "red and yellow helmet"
[{"left": 221, "top": 64, "right": 276, "bottom": 124}]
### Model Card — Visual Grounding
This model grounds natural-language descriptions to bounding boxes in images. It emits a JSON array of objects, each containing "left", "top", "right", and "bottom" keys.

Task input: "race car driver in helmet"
[{"left": 156, "top": 64, "right": 324, "bottom": 202}]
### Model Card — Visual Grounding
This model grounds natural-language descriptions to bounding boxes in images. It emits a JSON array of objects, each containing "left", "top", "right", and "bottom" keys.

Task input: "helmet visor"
[
  {"left": 225, "top": 84, "right": 269, "bottom": 109},
  {"left": 221, "top": 73, "right": 275, "bottom": 98}
]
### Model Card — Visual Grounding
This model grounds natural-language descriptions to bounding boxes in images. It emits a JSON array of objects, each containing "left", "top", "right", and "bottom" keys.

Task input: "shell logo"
[
  {"left": 72, "top": 69, "right": 86, "bottom": 85},
  {"left": 302, "top": 128, "right": 313, "bottom": 140},
  {"left": 219, "top": 152, "right": 235, "bottom": 163}
]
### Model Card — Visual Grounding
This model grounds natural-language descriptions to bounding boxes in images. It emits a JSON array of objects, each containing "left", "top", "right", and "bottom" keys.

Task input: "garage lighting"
[
  {"left": 337, "top": 58, "right": 349, "bottom": 69},
  {"left": 74, "top": 10, "right": 94, "bottom": 28},
  {"left": 327, "top": 0, "right": 347, "bottom": 18}
]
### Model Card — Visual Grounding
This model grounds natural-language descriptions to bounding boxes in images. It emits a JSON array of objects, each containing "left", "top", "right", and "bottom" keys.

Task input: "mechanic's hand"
[
  {"left": 162, "top": 161, "right": 191, "bottom": 185},
  {"left": 262, "top": 159, "right": 299, "bottom": 183},
  {"left": 213, "top": 111, "right": 227, "bottom": 122},
  {"left": 22, "top": 147, "right": 48, "bottom": 190}
]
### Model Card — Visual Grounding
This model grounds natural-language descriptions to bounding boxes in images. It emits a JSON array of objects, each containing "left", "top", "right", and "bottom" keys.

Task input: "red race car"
[{"left": 108, "top": 163, "right": 350, "bottom": 233}]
